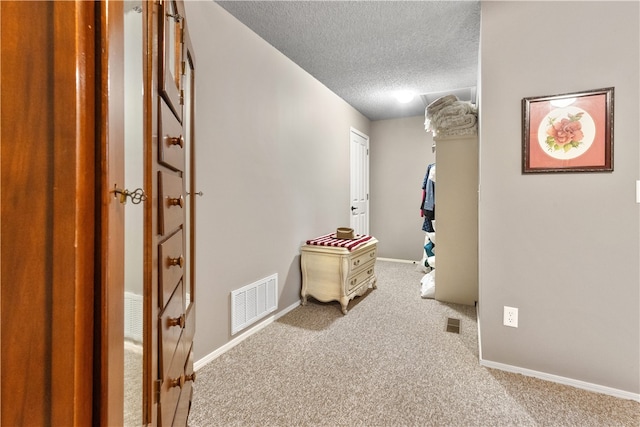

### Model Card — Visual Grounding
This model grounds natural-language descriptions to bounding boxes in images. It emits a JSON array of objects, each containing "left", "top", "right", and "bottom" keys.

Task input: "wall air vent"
[{"left": 231, "top": 273, "right": 278, "bottom": 335}]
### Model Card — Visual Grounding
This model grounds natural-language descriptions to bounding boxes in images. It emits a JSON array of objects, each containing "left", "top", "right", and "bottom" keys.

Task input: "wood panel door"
[
  {"left": 97, "top": 1, "right": 126, "bottom": 425},
  {"left": 1, "top": 1, "right": 96, "bottom": 425},
  {"left": 350, "top": 128, "right": 370, "bottom": 235}
]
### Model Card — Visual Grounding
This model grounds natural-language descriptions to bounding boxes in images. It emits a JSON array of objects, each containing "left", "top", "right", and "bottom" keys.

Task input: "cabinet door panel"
[{"left": 159, "top": 0, "right": 183, "bottom": 121}]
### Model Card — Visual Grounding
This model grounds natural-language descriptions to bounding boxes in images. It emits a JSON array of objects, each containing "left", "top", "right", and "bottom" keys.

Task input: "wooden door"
[
  {"left": 0, "top": 1, "right": 96, "bottom": 425},
  {"left": 96, "top": 1, "right": 126, "bottom": 425}
]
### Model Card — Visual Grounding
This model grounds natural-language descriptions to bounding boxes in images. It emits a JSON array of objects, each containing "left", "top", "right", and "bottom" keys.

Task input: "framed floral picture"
[{"left": 522, "top": 87, "right": 614, "bottom": 173}]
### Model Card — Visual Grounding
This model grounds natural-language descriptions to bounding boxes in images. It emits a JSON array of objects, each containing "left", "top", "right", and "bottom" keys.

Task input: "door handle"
[{"left": 350, "top": 206, "right": 357, "bottom": 211}]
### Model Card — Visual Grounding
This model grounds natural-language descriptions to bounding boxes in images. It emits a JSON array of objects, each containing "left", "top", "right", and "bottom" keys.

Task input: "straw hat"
[{"left": 336, "top": 227, "right": 355, "bottom": 239}]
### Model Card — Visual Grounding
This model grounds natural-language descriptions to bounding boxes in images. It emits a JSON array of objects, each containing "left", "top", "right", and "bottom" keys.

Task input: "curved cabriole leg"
[{"left": 340, "top": 296, "right": 349, "bottom": 315}]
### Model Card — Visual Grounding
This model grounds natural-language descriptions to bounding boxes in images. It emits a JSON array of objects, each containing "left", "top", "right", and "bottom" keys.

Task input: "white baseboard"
[
  {"left": 194, "top": 300, "right": 301, "bottom": 371},
  {"left": 480, "top": 359, "right": 640, "bottom": 402},
  {"left": 476, "top": 303, "right": 482, "bottom": 361},
  {"left": 376, "top": 257, "right": 419, "bottom": 264}
]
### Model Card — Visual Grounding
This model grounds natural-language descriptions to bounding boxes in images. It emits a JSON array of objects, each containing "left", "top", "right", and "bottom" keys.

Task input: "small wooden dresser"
[{"left": 301, "top": 237, "right": 378, "bottom": 314}]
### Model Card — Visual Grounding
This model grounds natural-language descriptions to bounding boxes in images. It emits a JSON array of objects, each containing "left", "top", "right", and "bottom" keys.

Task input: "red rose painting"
[
  {"left": 522, "top": 88, "right": 613, "bottom": 173},
  {"left": 546, "top": 112, "right": 584, "bottom": 151}
]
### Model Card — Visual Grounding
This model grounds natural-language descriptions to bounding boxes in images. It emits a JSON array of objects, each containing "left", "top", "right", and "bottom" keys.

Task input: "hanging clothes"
[{"left": 420, "top": 163, "right": 436, "bottom": 232}]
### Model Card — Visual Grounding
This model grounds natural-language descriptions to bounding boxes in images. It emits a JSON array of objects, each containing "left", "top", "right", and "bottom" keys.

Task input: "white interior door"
[{"left": 350, "top": 127, "right": 369, "bottom": 235}]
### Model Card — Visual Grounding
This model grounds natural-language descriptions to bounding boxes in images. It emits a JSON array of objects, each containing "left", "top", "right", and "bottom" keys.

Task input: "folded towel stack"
[{"left": 424, "top": 95, "right": 478, "bottom": 137}]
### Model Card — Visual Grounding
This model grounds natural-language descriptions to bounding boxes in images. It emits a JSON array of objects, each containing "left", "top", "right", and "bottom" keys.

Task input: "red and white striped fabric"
[{"left": 305, "top": 233, "right": 373, "bottom": 251}]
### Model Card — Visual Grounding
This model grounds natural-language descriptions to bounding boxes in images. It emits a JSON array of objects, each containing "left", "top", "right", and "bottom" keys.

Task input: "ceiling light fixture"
[{"left": 395, "top": 91, "right": 415, "bottom": 104}]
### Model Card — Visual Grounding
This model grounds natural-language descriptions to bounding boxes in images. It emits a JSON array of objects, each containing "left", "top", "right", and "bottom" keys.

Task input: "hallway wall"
[
  {"left": 185, "top": 1, "right": 370, "bottom": 361},
  {"left": 479, "top": 0, "right": 639, "bottom": 395},
  {"left": 370, "top": 116, "right": 434, "bottom": 261}
]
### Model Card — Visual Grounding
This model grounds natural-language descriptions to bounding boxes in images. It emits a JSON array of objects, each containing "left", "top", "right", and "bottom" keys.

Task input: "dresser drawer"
[
  {"left": 173, "top": 344, "right": 194, "bottom": 427},
  {"left": 158, "top": 229, "right": 184, "bottom": 309},
  {"left": 159, "top": 339, "right": 186, "bottom": 427},
  {"left": 182, "top": 303, "right": 195, "bottom": 356},
  {"left": 159, "top": 100, "right": 185, "bottom": 172},
  {"left": 348, "top": 244, "right": 377, "bottom": 275},
  {"left": 158, "top": 171, "right": 184, "bottom": 235},
  {"left": 347, "top": 261, "right": 375, "bottom": 294},
  {"left": 159, "top": 280, "right": 185, "bottom": 381}
]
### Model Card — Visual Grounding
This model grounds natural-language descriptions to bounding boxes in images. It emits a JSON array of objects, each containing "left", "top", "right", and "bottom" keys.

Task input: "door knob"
[{"left": 350, "top": 206, "right": 357, "bottom": 211}]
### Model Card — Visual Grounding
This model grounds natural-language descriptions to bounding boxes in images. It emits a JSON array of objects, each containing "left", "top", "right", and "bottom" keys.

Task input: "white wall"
[
  {"left": 479, "top": 1, "right": 639, "bottom": 395},
  {"left": 184, "top": 1, "right": 370, "bottom": 361},
  {"left": 370, "top": 116, "right": 434, "bottom": 260}
]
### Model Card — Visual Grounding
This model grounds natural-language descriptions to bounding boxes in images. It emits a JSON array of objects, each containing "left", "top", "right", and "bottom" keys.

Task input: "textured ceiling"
[{"left": 215, "top": 0, "right": 480, "bottom": 121}]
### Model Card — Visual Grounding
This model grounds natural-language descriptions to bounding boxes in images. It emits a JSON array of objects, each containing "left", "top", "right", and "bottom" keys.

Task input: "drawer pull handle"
[
  {"left": 367, "top": 269, "right": 373, "bottom": 275},
  {"left": 166, "top": 134, "right": 184, "bottom": 148},
  {"left": 185, "top": 372, "right": 196, "bottom": 383},
  {"left": 167, "top": 314, "right": 185, "bottom": 329},
  {"left": 168, "top": 255, "right": 184, "bottom": 268},
  {"left": 169, "top": 374, "right": 185, "bottom": 389},
  {"left": 168, "top": 195, "right": 184, "bottom": 208},
  {"left": 370, "top": 252, "right": 375, "bottom": 257},
  {"left": 353, "top": 259, "right": 360, "bottom": 267}
]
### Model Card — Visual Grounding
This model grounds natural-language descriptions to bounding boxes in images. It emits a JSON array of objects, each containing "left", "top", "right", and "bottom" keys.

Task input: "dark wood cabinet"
[
  {"left": 0, "top": 1, "right": 196, "bottom": 425},
  {"left": 154, "top": 1, "right": 197, "bottom": 424}
]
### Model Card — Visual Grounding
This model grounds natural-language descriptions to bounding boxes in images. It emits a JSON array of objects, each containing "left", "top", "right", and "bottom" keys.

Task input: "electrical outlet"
[{"left": 503, "top": 306, "right": 518, "bottom": 328}]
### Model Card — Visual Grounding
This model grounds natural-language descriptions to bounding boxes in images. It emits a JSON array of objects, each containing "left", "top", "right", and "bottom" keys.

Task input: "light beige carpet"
[
  {"left": 124, "top": 341, "right": 143, "bottom": 427},
  {"left": 189, "top": 260, "right": 639, "bottom": 426}
]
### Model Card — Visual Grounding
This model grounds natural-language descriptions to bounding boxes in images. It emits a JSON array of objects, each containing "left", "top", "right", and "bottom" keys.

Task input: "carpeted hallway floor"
[{"left": 188, "top": 260, "right": 639, "bottom": 426}]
